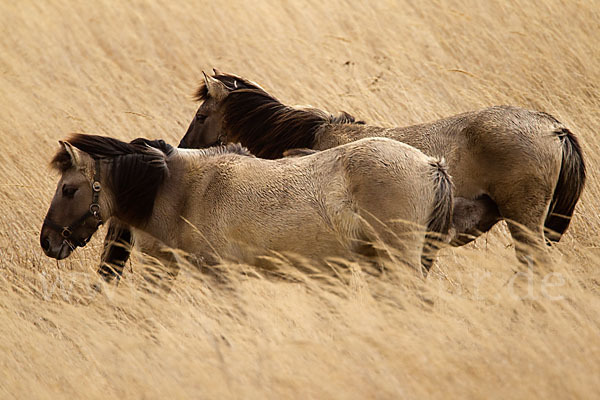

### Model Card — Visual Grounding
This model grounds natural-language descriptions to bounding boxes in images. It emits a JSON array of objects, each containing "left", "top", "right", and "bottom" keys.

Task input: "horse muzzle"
[
  {"left": 40, "top": 220, "right": 96, "bottom": 260},
  {"left": 40, "top": 228, "right": 74, "bottom": 260}
]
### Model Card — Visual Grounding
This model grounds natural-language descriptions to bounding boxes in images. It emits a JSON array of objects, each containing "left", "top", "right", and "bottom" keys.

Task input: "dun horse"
[
  {"left": 179, "top": 71, "right": 586, "bottom": 266},
  {"left": 41, "top": 134, "right": 453, "bottom": 279}
]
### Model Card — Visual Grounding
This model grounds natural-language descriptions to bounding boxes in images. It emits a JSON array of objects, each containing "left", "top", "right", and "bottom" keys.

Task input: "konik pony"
[
  {"left": 179, "top": 71, "right": 586, "bottom": 266},
  {"left": 41, "top": 134, "right": 453, "bottom": 280}
]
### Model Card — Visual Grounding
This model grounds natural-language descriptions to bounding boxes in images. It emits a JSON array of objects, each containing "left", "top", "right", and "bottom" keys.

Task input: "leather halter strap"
[
  {"left": 44, "top": 159, "right": 104, "bottom": 247},
  {"left": 217, "top": 132, "right": 227, "bottom": 146}
]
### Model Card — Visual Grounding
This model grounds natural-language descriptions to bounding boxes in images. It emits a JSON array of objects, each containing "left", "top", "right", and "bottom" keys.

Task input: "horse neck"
[
  {"left": 105, "top": 154, "right": 183, "bottom": 247},
  {"left": 222, "top": 102, "right": 324, "bottom": 159},
  {"left": 143, "top": 156, "right": 190, "bottom": 246}
]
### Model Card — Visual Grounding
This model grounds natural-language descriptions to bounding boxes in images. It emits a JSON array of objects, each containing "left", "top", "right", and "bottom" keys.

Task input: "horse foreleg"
[
  {"left": 98, "top": 220, "right": 134, "bottom": 283},
  {"left": 136, "top": 237, "right": 182, "bottom": 294},
  {"left": 140, "top": 254, "right": 181, "bottom": 294}
]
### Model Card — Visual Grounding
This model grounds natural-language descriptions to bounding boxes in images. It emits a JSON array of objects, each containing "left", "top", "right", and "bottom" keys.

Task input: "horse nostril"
[{"left": 41, "top": 237, "right": 50, "bottom": 252}]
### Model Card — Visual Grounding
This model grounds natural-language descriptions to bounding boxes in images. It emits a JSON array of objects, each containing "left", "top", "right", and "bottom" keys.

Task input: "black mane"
[
  {"left": 51, "top": 134, "right": 173, "bottom": 225},
  {"left": 195, "top": 73, "right": 364, "bottom": 159}
]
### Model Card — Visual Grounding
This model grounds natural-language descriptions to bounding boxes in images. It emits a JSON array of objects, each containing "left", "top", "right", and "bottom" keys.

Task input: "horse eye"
[
  {"left": 62, "top": 185, "right": 78, "bottom": 198},
  {"left": 196, "top": 114, "right": 207, "bottom": 123}
]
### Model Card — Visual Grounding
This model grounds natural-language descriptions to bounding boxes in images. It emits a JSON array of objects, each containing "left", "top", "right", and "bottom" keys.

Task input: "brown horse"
[
  {"left": 179, "top": 71, "right": 586, "bottom": 266},
  {"left": 41, "top": 134, "right": 453, "bottom": 279}
]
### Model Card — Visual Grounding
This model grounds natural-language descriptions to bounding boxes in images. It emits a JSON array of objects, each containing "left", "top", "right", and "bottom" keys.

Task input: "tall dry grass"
[{"left": 1, "top": 0, "right": 599, "bottom": 398}]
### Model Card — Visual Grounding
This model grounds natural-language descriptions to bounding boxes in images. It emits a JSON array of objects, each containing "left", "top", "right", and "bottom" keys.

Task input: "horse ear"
[
  {"left": 59, "top": 140, "right": 83, "bottom": 168},
  {"left": 212, "top": 68, "right": 222, "bottom": 76},
  {"left": 203, "top": 71, "right": 229, "bottom": 101}
]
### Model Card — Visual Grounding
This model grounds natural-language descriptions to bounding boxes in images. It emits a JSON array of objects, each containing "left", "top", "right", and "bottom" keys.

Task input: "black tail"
[
  {"left": 544, "top": 128, "right": 586, "bottom": 243},
  {"left": 421, "top": 158, "right": 454, "bottom": 273}
]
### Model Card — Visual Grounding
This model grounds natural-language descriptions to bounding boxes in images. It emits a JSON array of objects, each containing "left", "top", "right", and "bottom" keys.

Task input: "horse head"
[
  {"left": 40, "top": 141, "right": 105, "bottom": 259},
  {"left": 180, "top": 71, "right": 238, "bottom": 149},
  {"left": 179, "top": 70, "right": 271, "bottom": 149},
  {"left": 40, "top": 135, "right": 172, "bottom": 260}
]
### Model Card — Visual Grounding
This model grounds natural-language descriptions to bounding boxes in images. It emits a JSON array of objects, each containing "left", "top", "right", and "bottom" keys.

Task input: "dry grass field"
[{"left": 1, "top": 0, "right": 599, "bottom": 398}]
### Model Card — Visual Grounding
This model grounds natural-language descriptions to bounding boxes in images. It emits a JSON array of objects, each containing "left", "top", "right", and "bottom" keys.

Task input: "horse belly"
[{"left": 225, "top": 214, "right": 352, "bottom": 263}]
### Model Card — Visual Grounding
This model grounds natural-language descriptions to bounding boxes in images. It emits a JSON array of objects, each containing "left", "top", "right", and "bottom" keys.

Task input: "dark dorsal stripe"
[{"left": 51, "top": 134, "right": 173, "bottom": 225}]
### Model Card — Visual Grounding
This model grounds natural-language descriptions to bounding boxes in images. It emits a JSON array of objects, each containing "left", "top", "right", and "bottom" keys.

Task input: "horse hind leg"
[
  {"left": 505, "top": 218, "right": 550, "bottom": 268},
  {"left": 494, "top": 183, "right": 553, "bottom": 267}
]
